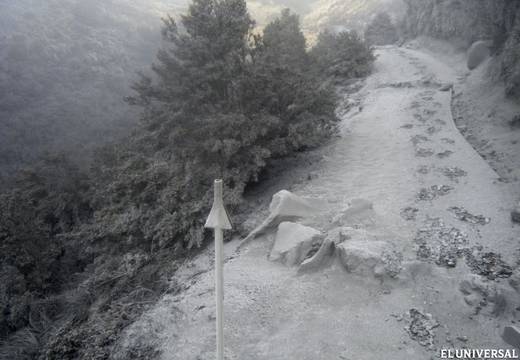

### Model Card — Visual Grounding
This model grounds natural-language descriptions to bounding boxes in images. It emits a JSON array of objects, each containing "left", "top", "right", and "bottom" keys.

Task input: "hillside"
[
  {"left": 0, "top": 0, "right": 390, "bottom": 181},
  {"left": 118, "top": 44, "right": 520, "bottom": 359},
  {"left": 0, "top": 0, "right": 177, "bottom": 179},
  {"left": 303, "top": 0, "right": 405, "bottom": 40},
  {"left": 402, "top": 0, "right": 520, "bottom": 100},
  {"left": 1, "top": 0, "right": 520, "bottom": 358}
]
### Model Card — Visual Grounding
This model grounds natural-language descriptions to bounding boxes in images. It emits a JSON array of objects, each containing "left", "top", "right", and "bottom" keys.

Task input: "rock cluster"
[
  {"left": 240, "top": 190, "right": 327, "bottom": 246},
  {"left": 244, "top": 191, "right": 402, "bottom": 279},
  {"left": 404, "top": 308, "right": 439, "bottom": 349},
  {"left": 337, "top": 240, "right": 402, "bottom": 279}
]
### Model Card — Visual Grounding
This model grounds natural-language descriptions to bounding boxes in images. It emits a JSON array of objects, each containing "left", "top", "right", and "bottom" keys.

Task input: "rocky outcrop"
[
  {"left": 241, "top": 190, "right": 327, "bottom": 246},
  {"left": 269, "top": 222, "right": 324, "bottom": 266},
  {"left": 336, "top": 240, "right": 402, "bottom": 278}
]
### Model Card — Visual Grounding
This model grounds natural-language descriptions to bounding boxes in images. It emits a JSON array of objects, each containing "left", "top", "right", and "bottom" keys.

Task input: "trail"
[{"left": 124, "top": 46, "right": 520, "bottom": 360}]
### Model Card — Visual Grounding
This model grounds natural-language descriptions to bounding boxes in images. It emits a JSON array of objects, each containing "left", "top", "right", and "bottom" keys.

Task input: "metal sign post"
[{"left": 205, "top": 179, "right": 232, "bottom": 360}]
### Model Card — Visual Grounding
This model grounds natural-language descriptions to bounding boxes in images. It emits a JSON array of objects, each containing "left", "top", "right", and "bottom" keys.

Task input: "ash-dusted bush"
[
  {"left": 310, "top": 30, "right": 375, "bottom": 80},
  {"left": 364, "top": 12, "right": 399, "bottom": 46},
  {"left": 0, "top": 156, "right": 91, "bottom": 339}
]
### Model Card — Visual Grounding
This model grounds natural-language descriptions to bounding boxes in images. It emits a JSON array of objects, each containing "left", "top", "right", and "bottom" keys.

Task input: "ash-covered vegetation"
[
  {"left": 0, "top": 0, "right": 375, "bottom": 358},
  {"left": 0, "top": 0, "right": 171, "bottom": 181}
]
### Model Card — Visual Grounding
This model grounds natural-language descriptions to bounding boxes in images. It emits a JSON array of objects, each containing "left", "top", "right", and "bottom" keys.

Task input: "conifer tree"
[{"left": 364, "top": 12, "right": 399, "bottom": 46}]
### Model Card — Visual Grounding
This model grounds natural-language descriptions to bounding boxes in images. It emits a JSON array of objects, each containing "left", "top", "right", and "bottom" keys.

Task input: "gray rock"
[
  {"left": 269, "top": 222, "right": 324, "bottom": 266},
  {"left": 336, "top": 240, "right": 402, "bottom": 278},
  {"left": 502, "top": 326, "right": 520, "bottom": 349},
  {"left": 240, "top": 190, "right": 327, "bottom": 246},
  {"left": 298, "top": 238, "right": 335, "bottom": 274},
  {"left": 467, "top": 40, "right": 491, "bottom": 70}
]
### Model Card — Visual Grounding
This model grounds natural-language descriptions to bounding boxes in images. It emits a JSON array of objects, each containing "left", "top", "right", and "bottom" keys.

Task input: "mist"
[
  {"left": 1, "top": 0, "right": 520, "bottom": 358},
  {"left": 0, "top": 0, "right": 404, "bottom": 181}
]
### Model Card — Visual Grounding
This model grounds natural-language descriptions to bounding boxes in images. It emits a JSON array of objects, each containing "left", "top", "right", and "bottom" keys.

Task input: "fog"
[
  {"left": 1, "top": 0, "right": 519, "bottom": 358},
  {"left": 0, "top": 0, "right": 402, "bottom": 180}
]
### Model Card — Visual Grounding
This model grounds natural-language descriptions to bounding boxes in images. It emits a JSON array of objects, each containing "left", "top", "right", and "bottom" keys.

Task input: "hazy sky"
[
  {"left": 145, "top": 0, "right": 315, "bottom": 25},
  {"left": 149, "top": 0, "right": 404, "bottom": 38}
]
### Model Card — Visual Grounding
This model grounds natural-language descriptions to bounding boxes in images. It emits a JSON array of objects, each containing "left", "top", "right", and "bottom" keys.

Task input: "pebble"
[{"left": 456, "top": 336, "right": 468, "bottom": 342}]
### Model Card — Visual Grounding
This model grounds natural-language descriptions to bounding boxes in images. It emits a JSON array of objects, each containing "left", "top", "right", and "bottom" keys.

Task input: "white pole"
[
  {"left": 204, "top": 179, "right": 232, "bottom": 360},
  {"left": 215, "top": 227, "right": 224, "bottom": 360}
]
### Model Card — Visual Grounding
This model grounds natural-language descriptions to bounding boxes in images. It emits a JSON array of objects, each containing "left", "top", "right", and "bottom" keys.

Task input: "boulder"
[
  {"left": 336, "top": 240, "right": 402, "bottom": 278},
  {"left": 240, "top": 190, "right": 327, "bottom": 246},
  {"left": 502, "top": 326, "right": 520, "bottom": 349},
  {"left": 297, "top": 238, "right": 335, "bottom": 274},
  {"left": 467, "top": 41, "right": 491, "bottom": 70},
  {"left": 269, "top": 222, "right": 324, "bottom": 266},
  {"left": 331, "top": 199, "right": 376, "bottom": 227}
]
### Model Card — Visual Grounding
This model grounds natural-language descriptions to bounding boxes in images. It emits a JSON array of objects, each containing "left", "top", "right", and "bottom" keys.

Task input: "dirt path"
[{"left": 121, "top": 46, "right": 520, "bottom": 360}]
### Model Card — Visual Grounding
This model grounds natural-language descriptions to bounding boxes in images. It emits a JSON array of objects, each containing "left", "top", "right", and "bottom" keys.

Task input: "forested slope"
[
  {"left": 0, "top": 0, "right": 175, "bottom": 179},
  {"left": 0, "top": 1, "right": 375, "bottom": 358}
]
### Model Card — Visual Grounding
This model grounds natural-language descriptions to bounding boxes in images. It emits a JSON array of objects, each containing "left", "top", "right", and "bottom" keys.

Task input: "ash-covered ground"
[{"left": 115, "top": 43, "right": 520, "bottom": 359}]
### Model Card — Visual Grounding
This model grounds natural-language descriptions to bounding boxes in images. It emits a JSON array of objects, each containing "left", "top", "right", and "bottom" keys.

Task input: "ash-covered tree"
[
  {"left": 311, "top": 30, "right": 375, "bottom": 80},
  {"left": 98, "top": 0, "right": 258, "bottom": 250},
  {"left": 364, "top": 12, "right": 399, "bottom": 46},
  {"left": 250, "top": 9, "right": 337, "bottom": 153},
  {"left": 261, "top": 9, "right": 308, "bottom": 69},
  {"left": 96, "top": 2, "right": 338, "bottom": 250}
]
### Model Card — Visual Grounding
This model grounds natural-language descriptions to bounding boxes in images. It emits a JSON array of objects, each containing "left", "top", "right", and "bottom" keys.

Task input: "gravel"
[
  {"left": 404, "top": 308, "right": 439, "bottom": 349},
  {"left": 448, "top": 206, "right": 490, "bottom": 225}
]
